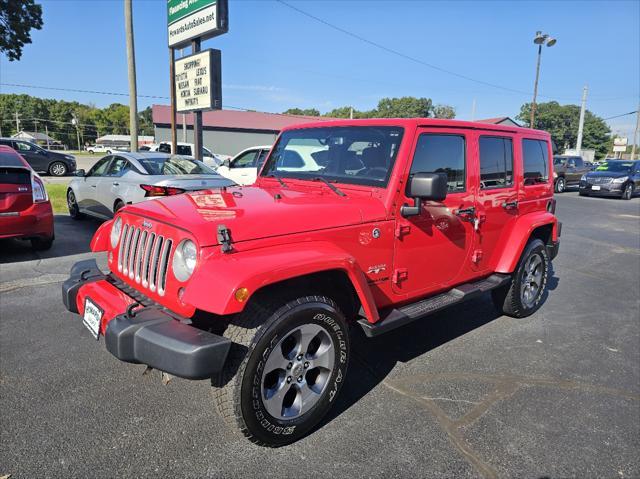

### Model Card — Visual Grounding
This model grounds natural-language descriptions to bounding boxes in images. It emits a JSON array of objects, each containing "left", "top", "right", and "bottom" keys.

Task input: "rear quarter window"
[
  {"left": 0, "top": 151, "right": 27, "bottom": 168},
  {"left": 522, "top": 139, "right": 550, "bottom": 186}
]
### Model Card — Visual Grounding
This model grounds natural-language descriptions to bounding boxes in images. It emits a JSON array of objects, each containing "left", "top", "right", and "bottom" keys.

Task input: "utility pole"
[
  {"left": 34, "top": 119, "right": 38, "bottom": 136},
  {"left": 471, "top": 98, "right": 477, "bottom": 121},
  {"left": 71, "top": 113, "right": 81, "bottom": 151},
  {"left": 575, "top": 85, "right": 588, "bottom": 155},
  {"left": 124, "top": 0, "right": 139, "bottom": 152},
  {"left": 631, "top": 103, "right": 640, "bottom": 161},
  {"left": 182, "top": 114, "right": 187, "bottom": 142},
  {"left": 349, "top": 107, "right": 354, "bottom": 120},
  {"left": 14, "top": 111, "right": 20, "bottom": 132},
  {"left": 530, "top": 31, "right": 557, "bottom": 128},
  {"left": 45, "top": 124, "right": 50, "bottom": 149}
]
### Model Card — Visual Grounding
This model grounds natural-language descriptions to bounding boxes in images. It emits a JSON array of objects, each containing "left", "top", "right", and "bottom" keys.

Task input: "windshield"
[
  {"left": 138, "top": 155, "right": 216, "bottom": 175},
  {"left": 595, "top": 161, "right": 634, "bottom": 173},
  {"left": 261, "top": 126, "right": 404, "bottom": 187}
]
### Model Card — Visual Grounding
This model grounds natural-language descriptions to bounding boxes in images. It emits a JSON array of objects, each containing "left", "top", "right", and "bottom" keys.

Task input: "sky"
[{"left": 1, "top": 0, "right": 639, "bottom": 139}]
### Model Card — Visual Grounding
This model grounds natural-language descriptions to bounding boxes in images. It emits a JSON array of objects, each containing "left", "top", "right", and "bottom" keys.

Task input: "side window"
[
  {"left": 232, "top": 150, "right": 258, "bottom": 168},
  {"left": 158, "top": 143, "right": 171, "bottom": 154},
  {"left": 15, "top": 141, "right": 36, "bottom": 152},
  {"left": 256, "top": 149, "right": 270, "bottom": 169},
  {"left": 574, "top": 157, "right": 584, "bottom": 167},
  {"left": 106, "top": 157, "right": 131, "bottom": 177},
  {"left": 176, "top": 145, "right": 192, "bottom": 156},
  {"left": 410, "top": 134, "right": 466, "bottom": 192},
  {"left": 479, "top": 136, "right": 513, "bottom": 189},
  {"left": 567, "top": 158, "right": 576, "bottom": 167},
  {"left": 88, "top": 156, "right": 112, "bottom": 177},
  {"left": 522, "top": 139, "right": 550, "bottom": 185}
]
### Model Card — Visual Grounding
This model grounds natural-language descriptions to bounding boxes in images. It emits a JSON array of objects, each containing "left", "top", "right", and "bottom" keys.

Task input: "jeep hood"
[{"left": 122, "top": 185, "right": 386, "bottom": 246}]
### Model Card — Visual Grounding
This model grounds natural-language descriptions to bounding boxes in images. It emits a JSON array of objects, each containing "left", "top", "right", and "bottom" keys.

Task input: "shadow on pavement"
[{"left": 0, "top": 214, "right": 101, "bottom": 264}]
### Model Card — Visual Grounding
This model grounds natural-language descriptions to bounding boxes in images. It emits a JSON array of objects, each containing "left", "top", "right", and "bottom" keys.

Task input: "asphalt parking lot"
[{"left": 1, "top": 192, "right": 639, "bottom": 478}]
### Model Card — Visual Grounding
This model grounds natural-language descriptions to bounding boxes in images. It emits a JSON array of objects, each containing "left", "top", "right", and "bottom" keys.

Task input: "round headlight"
[
  {"left": 173, "top": 239, "right": 198, "bottom": 282},
  {"left": 110, "top": 216, "right": 122, "bottom": 248}
]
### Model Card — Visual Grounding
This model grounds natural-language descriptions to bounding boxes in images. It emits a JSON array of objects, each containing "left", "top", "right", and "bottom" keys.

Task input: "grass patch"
[{"left": 46, "top": 184, "right": 68, "bottom": 213}]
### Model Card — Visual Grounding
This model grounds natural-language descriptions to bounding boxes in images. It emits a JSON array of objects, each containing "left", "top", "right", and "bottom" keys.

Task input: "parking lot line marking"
[{"left": 0, "top": 274, "right": 67, "bottom": 293}]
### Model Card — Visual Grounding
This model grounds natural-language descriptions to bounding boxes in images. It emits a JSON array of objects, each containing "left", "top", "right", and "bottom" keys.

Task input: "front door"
[
  {"left": 392, "top": 128, "right": 476, "bottom": 296},
  {"left": 13, "top": 141, "right": 47, "bottom": 172},
  {"left": 472, "top": 133, "right": 519, "bottom": 272}
]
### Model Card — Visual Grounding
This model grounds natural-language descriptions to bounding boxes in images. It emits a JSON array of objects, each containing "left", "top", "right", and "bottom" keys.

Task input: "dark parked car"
[
  {"left": 552, "top": 155, "right": 591, "bottom": 192},
  {"left": 579, "top": 160, "right": 640, "bottom": 200},
  {"left": 0, "top": 138, "right": 76, "bottom": 176}
]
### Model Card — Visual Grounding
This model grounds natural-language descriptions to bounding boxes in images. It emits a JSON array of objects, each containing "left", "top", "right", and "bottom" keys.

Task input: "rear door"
[
  {"left": 520, "top": 137, "right": 553, "bottom": 217},
  {"left": 13, "top": 141, "right": 47, "bottom": 172},
  {"left": 98, "top": 156, "right": 133, "bottom": 215},
  {"left": 473, "top": 133, "right": 519, "bottom": 272}
]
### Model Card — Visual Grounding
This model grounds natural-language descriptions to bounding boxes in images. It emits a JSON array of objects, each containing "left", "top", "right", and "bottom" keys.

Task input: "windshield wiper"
[
  {"left": 266, "top": 174, "right": 287, "bottom": 187},
  {"left": 312, "top": 177, "right": 346, "bottom": 197}
]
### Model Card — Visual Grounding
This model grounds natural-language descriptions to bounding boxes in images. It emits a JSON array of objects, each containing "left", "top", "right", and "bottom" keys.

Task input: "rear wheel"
[
  {"left": 212, "top": 294, "right": 350, "bottom": 447},
  {"left": 49, "top": 161, "right": 67, "bottom": 176},
  {"left": 67, "top": 189, "right": 84, "bottom": 220},
  {"left": 622, "top": 183, "right": 634, "bottom": 200},
  {"left": 554, "top": 177, "right": 565, "bottom": 193},
  {"left": 492, "top": 238, "right": 549, "bottom": 318},
  {"left": 30, "top": 236, "right": 54, "bottom": 251}
]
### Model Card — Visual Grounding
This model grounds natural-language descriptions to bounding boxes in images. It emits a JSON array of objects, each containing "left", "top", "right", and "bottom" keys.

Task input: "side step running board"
[{"left": 357, "top": 274, "right": 511, "bottom": 337}]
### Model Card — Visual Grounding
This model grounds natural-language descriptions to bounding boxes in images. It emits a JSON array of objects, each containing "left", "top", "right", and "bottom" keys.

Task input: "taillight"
[
  {"left": 140, "top": 184, "right": 185, "bottom": 197},
  {"left": 31, "top": 175, "right": 48, "bottom": 203}
]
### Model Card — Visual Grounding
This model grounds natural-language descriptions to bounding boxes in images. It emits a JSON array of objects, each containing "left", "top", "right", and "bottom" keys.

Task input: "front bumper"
[
  {"left": 579, "top": 182, "right": 623, "bottom": 196},
  {"left": 62, "top": 259, "right": 231, "bottom": 380}
]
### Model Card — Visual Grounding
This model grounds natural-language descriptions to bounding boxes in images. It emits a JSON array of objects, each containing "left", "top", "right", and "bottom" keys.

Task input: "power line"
[{"left": 603, "top": 110, "right": 638, "bottom": 121}]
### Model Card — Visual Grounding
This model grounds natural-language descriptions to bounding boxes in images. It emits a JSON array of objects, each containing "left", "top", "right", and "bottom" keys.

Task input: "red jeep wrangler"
[{"left": 63, "top": 119, "right": 560, "bottom": 446}]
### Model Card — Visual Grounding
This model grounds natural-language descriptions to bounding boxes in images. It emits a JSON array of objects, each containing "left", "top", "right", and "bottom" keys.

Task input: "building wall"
[{"left": 154, "top": 126, "right": 278, "bottom": 157}]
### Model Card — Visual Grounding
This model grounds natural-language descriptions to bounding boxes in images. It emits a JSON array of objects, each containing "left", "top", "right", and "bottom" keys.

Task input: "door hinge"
[
  {"left": 217, "top": 224, "right": 233, "bottom": 253},
  {"left": 472, "top": 249, "right": 483, "bottom": 263},
  {"left": 395, "top": 224, "right": 411, "bottom": 239},
  {"left": 392, "top": 268, "right": 408, "bottom": 284}
]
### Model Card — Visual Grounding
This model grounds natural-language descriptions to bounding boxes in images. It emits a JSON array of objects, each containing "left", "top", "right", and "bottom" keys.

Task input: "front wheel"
[
  {"left": 213, "top": 295, "right": 350, "bottom": 447},
  {"left": 492, "top": 238, "right": 549, "bottom": 318},
  {"left": 622, "top": 183, "right": 634, "bottom": 200}
]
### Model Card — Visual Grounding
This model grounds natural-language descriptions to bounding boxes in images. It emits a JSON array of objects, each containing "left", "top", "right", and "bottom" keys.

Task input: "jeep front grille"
[{"left": 117, "top": 224, "right": 173, "bottom": 296}]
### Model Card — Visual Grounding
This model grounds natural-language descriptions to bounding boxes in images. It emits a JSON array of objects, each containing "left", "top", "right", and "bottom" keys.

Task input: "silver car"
[{"left": 67, "top": 152, "right": 234, "bottom": 220}]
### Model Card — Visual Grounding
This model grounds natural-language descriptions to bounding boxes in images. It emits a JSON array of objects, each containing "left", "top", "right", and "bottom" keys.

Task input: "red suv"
[
  {"left": 0, "top": 145, "right": 54, "bottom": 250},
  {"left": 62, "top": 119, "right": 560, "bottom": 446}
]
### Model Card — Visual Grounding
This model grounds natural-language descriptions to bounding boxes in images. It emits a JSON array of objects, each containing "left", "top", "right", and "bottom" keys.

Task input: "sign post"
[{"left": 167, "top": 0, "right": 227, "bottom": 161}]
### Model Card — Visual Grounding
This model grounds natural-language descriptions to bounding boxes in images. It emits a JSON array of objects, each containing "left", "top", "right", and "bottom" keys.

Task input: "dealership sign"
[
  {"left": 175, "top": 49, "right": 222, "bottom": 112},
  {"left": 167, "top": 0, "right": 228, "bottom": 48}
]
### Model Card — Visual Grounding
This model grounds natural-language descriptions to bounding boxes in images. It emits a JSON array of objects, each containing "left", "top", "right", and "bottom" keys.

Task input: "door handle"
[
  {"left": 90, "top": 185, "right": 97, "bottom": 188},
  {"left": 112, "top": 182, "right": 119, "bottom": 186},
  {"left": 502, "top": 201, "right": 518, "bottom": 210},
  {"left": 454, "top": 206, "right": 476, "bottom": 218}
]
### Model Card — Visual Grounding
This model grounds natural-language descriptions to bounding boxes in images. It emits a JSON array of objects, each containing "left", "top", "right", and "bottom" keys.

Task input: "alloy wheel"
[
  {"left": 260, "top": 323, "right": 335, "bottom": 420},
  {"left": 521, "top": 253, "right": 543, "bottom": 308},
  {"left": 50, "top": 162, "right": 66, "bottom": 176}
]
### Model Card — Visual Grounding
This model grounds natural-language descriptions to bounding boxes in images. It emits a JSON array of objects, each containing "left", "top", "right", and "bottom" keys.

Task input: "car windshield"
[
  {"left": 261, "top": 126, "right": 404, "bottom": 187},
  {"left": 553, "top": 157, "right": 568, "bottom": 165},
  {"left": 137, "top": 155, "right": 216, "bottom": 175},
  {"left": 594, "top": 161, "right": 633, "bottom": 173}
]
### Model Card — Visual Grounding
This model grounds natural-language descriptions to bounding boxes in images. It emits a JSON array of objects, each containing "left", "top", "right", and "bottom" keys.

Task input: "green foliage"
[
  {"left": 0, "top": 0, "right": 43, "bottom": 61},
  {"left": 0, "top": 93, "right": 151, "bottom": 148},
  {"left": 517, "top": 101, "right": 611, "bottom": 160},
  {"left": 45, "top": 184, "right": 67, "bottom": 214},
  {"left": 287, "top": 97, "right": 455, "bottom": 120},
  {"left": 282, "top": 108, "right": 320, "bottom": 117}
]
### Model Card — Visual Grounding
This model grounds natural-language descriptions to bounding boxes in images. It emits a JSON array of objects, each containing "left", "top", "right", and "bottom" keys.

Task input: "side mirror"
[
  {"left": 401, "top": 172, "right": 448, "bottom": 217},
  {"left": 223, "top": 159, "right": 231, "bottom": 168},
  {"left": 75, "top": 169, "right": 86, "bottom": 177}
]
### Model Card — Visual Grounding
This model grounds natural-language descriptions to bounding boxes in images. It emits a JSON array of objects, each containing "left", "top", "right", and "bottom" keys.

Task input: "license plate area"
[
  {"left": 592, "top": 185, "right": 601, "bottom": 191},
  {"left": 83, "top": 297, "right": 103, "bottom": 340}
]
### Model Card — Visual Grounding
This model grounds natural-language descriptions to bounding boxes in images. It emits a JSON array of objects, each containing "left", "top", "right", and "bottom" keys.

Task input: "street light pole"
[{"left": 530, "top": 31, "right": 556, "bottom": 128}]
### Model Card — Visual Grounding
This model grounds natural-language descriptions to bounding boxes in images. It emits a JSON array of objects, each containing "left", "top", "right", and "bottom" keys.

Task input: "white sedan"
[
  {"left": 66, "top": 152, "right": 234, "bottom": 220},
  {"left": 215, "top": 145, "right": 272, "bottom": 185}
]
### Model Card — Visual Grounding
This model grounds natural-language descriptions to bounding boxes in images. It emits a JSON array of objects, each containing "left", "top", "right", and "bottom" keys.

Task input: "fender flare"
[
  {"left": 182, "top": 241, "right": 380, "bottom": 322},
  {"left": 91, "top": 219, "right": 113, "bottom": 252},
  {"left": 495, "top": 211, "right": 558, "bottom": 273}
]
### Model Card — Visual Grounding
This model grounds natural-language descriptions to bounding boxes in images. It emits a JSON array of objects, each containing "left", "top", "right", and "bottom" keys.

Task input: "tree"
[
  {"left": 282, "top": 108, "right": 320, "bottom": 117},
  {"left": 0, "top": 0, "right": 43, "bottom": 61},
  {"left": 433, "top": 104, "right": 456, "bottom": 119},
  {"left": 374, "top": 97, "right": 432, "bottom": 118},
  {"left": 517, "top": 101, "right": 611, "bottom": 159}
]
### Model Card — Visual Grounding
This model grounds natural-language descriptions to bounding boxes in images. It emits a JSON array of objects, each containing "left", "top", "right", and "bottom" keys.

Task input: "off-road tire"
[
  {"left": 491, "top": 238, "right": 549, "bottom": 318},
  {"left": 554, "top": 177, "right": 565, "bottom": 193},
  {"left": 622, "top": 183, "right": 634, "bottom": 200},
  {"left": 212, "top": 294, "right": 350, "bottom": 447},
  {"left": 49, "top": 161, "right": 67, "bottom": 177},
  {"left": 30, "top": 236, "right": 54, "bottom": 251}
]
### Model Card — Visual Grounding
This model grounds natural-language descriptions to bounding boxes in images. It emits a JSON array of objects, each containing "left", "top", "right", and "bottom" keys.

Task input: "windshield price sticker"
[{"left": 175, "top": 49, "right": 222, "bottom": 113}]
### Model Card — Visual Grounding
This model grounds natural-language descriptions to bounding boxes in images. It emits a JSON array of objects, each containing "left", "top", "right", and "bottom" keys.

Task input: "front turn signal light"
[{"left": 234, "top": 288, "right": 249, "bottom": 302}]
